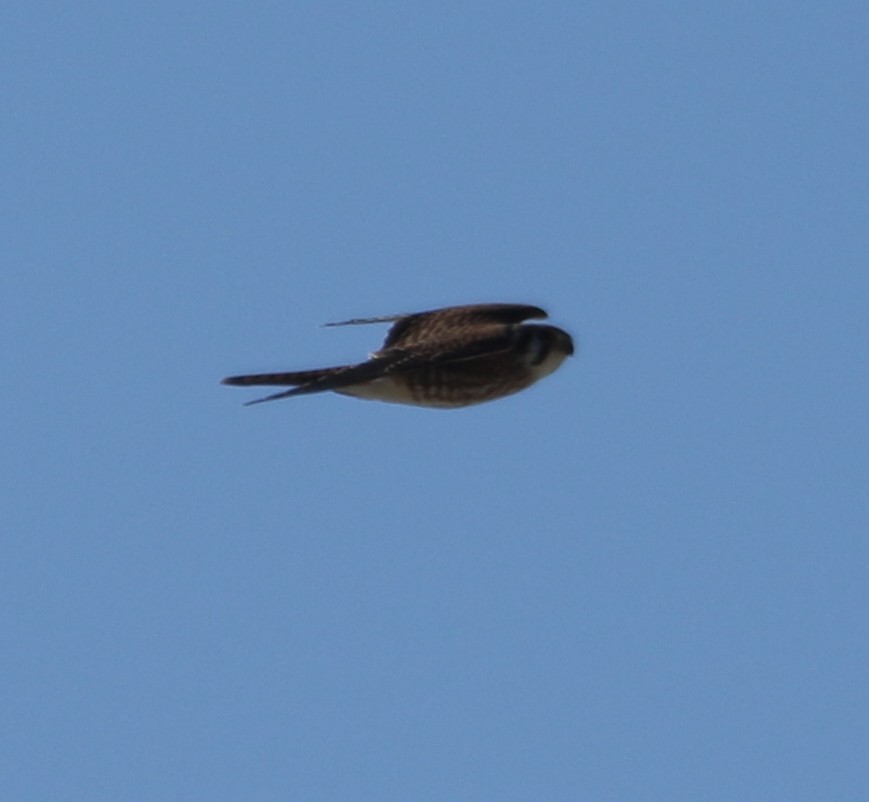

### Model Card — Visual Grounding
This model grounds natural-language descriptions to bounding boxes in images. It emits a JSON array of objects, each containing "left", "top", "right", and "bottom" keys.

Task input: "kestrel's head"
[
  {"left": 545, "top": 325, "right": 575, "bottom": 358},
  {"left": 516, "top": 323, "right": 575, "bottom": 380}
]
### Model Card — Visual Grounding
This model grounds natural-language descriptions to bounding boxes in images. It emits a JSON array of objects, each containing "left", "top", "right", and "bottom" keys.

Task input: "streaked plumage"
[{"left": 222, "top": 303, "right": 574, "bottom": 408}]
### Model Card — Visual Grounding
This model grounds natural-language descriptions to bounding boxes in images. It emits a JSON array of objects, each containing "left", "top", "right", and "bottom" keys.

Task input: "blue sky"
[{"left": 4, "top": 3, "right": 868, "bottom": 800}]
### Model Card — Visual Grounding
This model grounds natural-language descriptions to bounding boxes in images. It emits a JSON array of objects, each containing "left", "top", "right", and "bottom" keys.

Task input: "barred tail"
[{"left": 221, "top": 367, "right": 344, "bottom": 387}]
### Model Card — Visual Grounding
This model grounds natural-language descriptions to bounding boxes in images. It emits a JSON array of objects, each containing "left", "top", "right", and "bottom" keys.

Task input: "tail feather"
[{"left": 221, "top": 367, "right": 343, "bottom": 387}]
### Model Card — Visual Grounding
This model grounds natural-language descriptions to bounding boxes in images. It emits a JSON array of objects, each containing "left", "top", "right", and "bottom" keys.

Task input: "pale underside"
[{"left": 335, "top": 347, "right": 569, "bottom": 408}]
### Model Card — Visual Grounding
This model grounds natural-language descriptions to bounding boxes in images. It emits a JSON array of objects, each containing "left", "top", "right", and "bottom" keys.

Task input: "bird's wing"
[
  {"left": 322, "top": 313, "right": 407, "bottom": 328},
  {"left": 381, "top": 303, "right": 547, "bottom": 349}
]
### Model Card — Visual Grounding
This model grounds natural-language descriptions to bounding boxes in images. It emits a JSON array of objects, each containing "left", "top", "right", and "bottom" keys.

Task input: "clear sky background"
[{"left": 4, "top": 4, "right": 868, "bottom": 800}]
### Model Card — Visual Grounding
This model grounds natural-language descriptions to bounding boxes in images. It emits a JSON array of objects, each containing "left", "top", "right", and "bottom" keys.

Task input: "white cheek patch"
[
  {"left": 531, "top": 337, "right": 549, "bottom": 365},
  {"left": 520, "top": 331, "right": 549, "bottom": 366},
  {"left": 530, "top": 349, "right": 569, "bottom": 380}
]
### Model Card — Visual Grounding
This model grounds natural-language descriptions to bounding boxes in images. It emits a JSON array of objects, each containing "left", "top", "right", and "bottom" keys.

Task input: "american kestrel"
[{"left": 222, "top": 302, "right": 574, "bottom": 408}]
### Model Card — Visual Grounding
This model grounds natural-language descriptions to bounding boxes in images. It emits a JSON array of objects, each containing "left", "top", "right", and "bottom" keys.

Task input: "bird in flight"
[{"left": 222, "top": 302, "right": 574, "bottom": 408}]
